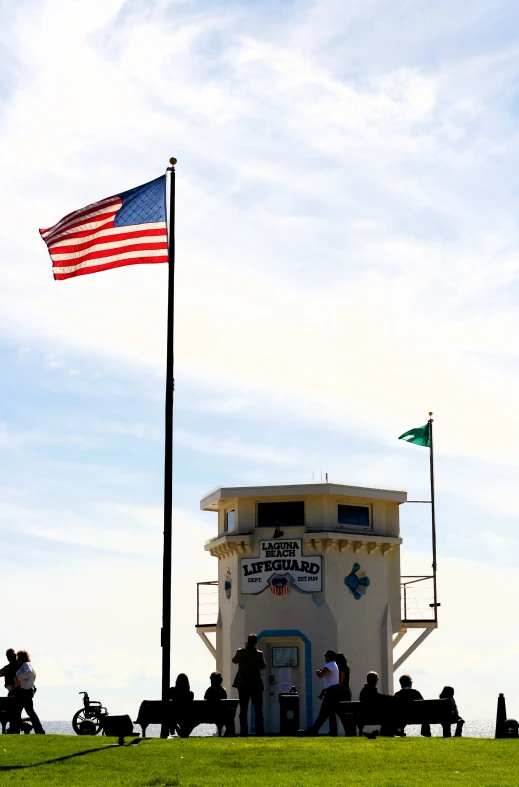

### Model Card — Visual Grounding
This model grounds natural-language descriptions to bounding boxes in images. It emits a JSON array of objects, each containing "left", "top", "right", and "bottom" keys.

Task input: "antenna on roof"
[{"left": 325, "top": 472, "right": 328, "bottom": 482}]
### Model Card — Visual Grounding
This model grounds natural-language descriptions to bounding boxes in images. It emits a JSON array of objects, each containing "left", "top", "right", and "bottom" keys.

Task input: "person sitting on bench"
[
  {"left": 394, "top": 674, "right": 430, "bottom": 737},
  {"left": 359, "top": 671, "right": 393, "bottom": 737},
  {"left": 204, "top": 672, "right": 228, "bottom": 737},
  {"left": 359, "top": 671, "right": 381, "bottom": 703},
  {"left": 439, "top": 686, "right": 464, "bottom": 737},
  {"left": 169, "top": 673, "right": 194, "bottom": 737}
]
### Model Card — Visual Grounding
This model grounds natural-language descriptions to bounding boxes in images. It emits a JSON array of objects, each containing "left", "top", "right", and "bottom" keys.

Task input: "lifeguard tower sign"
[{"left": 241, "top": 539, "right": 322, "bottom": 594}]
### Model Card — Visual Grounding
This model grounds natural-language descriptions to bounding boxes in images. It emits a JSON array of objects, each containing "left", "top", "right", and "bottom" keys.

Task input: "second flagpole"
[
  {"left": 161, "top": 158, "right": 176, "bottom": 738},
  {"left": 428, "top": 412, "right": 439, "bottom": 624}
]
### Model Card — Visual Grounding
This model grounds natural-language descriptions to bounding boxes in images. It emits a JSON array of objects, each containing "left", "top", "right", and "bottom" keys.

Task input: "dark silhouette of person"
[
  {"left": 169, "top": 673, "right": 194, "bottom": 737},
  {"left": 359, "top": 671, "right": 393, "bottom": 737},
  {"left": 204, "top": 671, "right": 230, "bottom": 737},
  {"left": 359, "top": 671, "right": 381, "bottom": 702},
  {"left": 439, "top": 686, "right": 464, "bottom": 737},
  {"left": 11, "top": 650, "right": 45, "bottom": 735},
  {"left": 0, "top": 649, "right": 18, "bottom": 696},
  {"left": 204, "top": 671, "right": 227, "bottom": 702},
  {"left": 232, "top": 634, "right": 265, "bottom": 736},
  {"left": 335, "top": 652, "right": 352, "bottom": 702},
  {"left": 394, "top": 674, "right": 430, "bottom": 737},
  {"left": 335, "top": 651, "right": 355, "bottom": 735},
  {"left": 300, "top": 650, "right": 343, "bottom": 736}
]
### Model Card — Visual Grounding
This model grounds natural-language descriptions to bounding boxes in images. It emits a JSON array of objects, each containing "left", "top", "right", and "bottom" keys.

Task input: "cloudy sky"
[{"left": 1, "top": 0, "right": 519, "bottom": 723}]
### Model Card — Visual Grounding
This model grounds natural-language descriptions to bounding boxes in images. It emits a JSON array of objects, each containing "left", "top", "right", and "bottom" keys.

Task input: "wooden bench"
[
  {"left": 134, "top": 699, "right": 238, "bottom": 737},
  {"left": 339, "top": 698, "right": 453, "bottom": 734},
  {"left": 0, "top": 697, "right": 31, "bottom": 734},
  {"left": 0, "top": 697, "right": 17, "bottom": 734}
]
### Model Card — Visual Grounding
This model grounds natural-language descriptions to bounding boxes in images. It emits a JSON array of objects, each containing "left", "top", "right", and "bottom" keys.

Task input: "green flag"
[{"left": 398, "top": 422, "right": 431, "bottom": 447}]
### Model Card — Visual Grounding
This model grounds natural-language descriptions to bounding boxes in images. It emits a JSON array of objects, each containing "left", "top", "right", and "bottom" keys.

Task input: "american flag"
[
  {"left": 270, "top": 576, "right": 289, "bottom": 596},
  {"left": 39, "top": 176, "right": 169, "bottom": 280}
]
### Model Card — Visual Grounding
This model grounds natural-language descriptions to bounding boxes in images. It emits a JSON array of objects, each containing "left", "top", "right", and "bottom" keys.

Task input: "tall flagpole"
[
  {"left": 428, "top": 412, "right": 438, "bottom": 624},
  {"left": 161, "top": 158, "right": 176, "bottom": 737}
]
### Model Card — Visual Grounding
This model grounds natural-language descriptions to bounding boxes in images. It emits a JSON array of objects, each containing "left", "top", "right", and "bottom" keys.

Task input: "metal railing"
[
  {"left": 196, "top": 581, "right": 218, "bottom": 627},
  {"left": 401, "top": 575, "right": 436, "bottom": 622},
  {"left": 197, "top": 577, "right": 436, "bottom": 626}
]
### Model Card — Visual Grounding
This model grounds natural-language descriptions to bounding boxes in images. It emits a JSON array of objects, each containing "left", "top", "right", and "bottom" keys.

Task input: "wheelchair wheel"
[{"left": 72, "top": 709, "right": 101, "bottom": 735}]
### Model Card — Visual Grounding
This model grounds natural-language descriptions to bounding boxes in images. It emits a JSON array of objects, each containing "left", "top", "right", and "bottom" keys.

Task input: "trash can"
[
  {"left": 279, "top": 687, "right": 299, "bottom": 735},
  {"left": 503, "top": 719, "right": 519, "bottom": 738}
]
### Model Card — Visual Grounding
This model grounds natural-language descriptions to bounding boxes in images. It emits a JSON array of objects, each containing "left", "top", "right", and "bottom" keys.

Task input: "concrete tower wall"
[{"left": 202, "top": 483, "right": 406, "bottom": 733}]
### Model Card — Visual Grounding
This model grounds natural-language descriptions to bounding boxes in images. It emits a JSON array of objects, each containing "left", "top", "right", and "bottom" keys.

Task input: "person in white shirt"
[
  {"left": 12, "top": 650, "right": 45, "bottom": 734},
  {"left": 300, "top": 650, "right": 342, "bottom": 736}
]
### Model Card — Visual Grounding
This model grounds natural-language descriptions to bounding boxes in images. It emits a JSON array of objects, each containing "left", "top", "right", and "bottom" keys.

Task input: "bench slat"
[{"left": 339, "top": 698, "right": 453, "bottom": 725}]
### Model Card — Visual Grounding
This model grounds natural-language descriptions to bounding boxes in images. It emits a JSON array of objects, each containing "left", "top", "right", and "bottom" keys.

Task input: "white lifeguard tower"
[{"left": 196, "top": 482, "right": 437, "bottom": 733}]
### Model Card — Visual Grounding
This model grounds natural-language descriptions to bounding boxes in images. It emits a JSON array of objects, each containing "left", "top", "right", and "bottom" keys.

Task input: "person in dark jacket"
[
  {"left": 359, "top": 671, "right": 392, "bottom": 737},
  {"left": 394, "top": 674, "right": 430, "bottom": 737},
  {"left": 439, "top": 686, "right": 464, "bottom": 737},
  {"left": 204, "top": 671, "right": 227, "bottom": 702},
  {"left": 0, "top": 649, "right": 18, "bottom": 696},
  {"left": 204, "top": 671, "right": 229, "bottom": 737},
  {"left": 335, "top": 652, "right": 355, "bottom": 735},
  {"left": 359, "top": 671, "right": 381, "bottom": 702},
  {"left": 232, "top": 634, "right": 265, "bottom": 736},
  {"left": 169, "top": 673, "right": 194, "bottom": 737},
  {"left": 335, "top": 652, "right": 352, "bottom": 702}
]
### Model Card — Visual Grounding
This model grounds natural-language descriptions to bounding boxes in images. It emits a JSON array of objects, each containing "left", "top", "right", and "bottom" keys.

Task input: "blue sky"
[{"left": 2, "top": 0, "right": 519, "bottom": 722}]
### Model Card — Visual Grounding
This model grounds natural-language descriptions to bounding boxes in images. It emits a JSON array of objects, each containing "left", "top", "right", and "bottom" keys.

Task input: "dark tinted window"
[
  {"left": 338, "top": 504, "right": 369, "bottom": 527},
  {"left": 225, "top": 510, "right": 235, "bottom": 532},
  {"left": 257, "top": 501, "right": 304, "bottom": 528}
]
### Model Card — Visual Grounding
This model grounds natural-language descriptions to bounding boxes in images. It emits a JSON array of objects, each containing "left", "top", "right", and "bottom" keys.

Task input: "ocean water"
[{"left": 40, "top": 720, "right": 495, "bottom": 738}]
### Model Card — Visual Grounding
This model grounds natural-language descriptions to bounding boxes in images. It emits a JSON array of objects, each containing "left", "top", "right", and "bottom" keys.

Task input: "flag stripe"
[
  {"left": 45, "top": 220, "right": 117, "bottom": 246},
  {"left": 39, "top": 196, "right": 120, "bottom": 237},
  {"left": 52, "top": 248, "right": 169, "bottom": 276},
  {"left": 52, "top": 256, "right": 168, "bottom": 280},
  {"left": 50, "top": 238, "right": 168, "bottom": 266},
  {"left": 42, "top": 206, "right": 121, "bottom": 243},
  {"left": 48, "top": 223, "right": 166, "bottom": 251}
]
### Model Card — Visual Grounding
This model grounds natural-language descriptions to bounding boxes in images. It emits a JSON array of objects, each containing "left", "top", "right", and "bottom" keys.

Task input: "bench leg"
[{"left": 223, "top": 719, "right": 236, "bottom": 737}]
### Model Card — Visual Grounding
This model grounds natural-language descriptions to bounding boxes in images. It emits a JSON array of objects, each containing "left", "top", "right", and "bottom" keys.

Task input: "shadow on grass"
[{"left": 0, "top": 740, "right": 142, "bottom": 771}]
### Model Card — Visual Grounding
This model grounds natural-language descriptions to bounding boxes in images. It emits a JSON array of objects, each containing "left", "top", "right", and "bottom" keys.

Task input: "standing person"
[
  {"left": 334, "top": 653, "right": 351, "bottom": 702},
  {"left": 0, "top": 649, "right": 18, "bottom": 696},
  {"left": 232, "top": 634, "right": 265, "bottom": 736},
  {"left": 12, "top": 650, "right": 45, "bottom": 735},
  {"left": 394, "top": 674, "right": 430, "bottom": 737},
  {"left": 335, "top": 652, "right": 355, "bottom": 735},
  {"left": 299, "top": 650, "right": 341, "bottom": 736},
  {"left": 439, "top": 686, "right": 464, "bottom": 737}
]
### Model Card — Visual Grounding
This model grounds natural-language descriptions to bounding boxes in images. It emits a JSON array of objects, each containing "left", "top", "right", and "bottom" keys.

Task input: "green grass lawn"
[{"left": 1, "top": 736, "right": 518, "bottom": 787}]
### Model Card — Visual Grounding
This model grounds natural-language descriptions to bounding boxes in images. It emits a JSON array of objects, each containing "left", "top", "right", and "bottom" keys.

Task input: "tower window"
[
  {"left": 225, "top": 510, "right": 235, "bottom": 532},
  {"left": 257, "top": 501, "right": 304, "bottom": 528},
  {"left": 338, "top": 504, "right": 369, "bottom": 528}
]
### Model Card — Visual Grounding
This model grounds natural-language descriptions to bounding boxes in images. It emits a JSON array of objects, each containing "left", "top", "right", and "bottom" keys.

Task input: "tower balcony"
[{"left": 196, "top": 575, "right": 437, "bottom": 630}]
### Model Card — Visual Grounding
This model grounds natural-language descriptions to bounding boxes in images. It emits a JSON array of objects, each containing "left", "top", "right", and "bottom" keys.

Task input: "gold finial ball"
[
  {"left": 169, "top": 157, "right": 178, "bottom": 166},
  {"left": 429, "top": 411, "right": 433, "bottom": 416}
]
